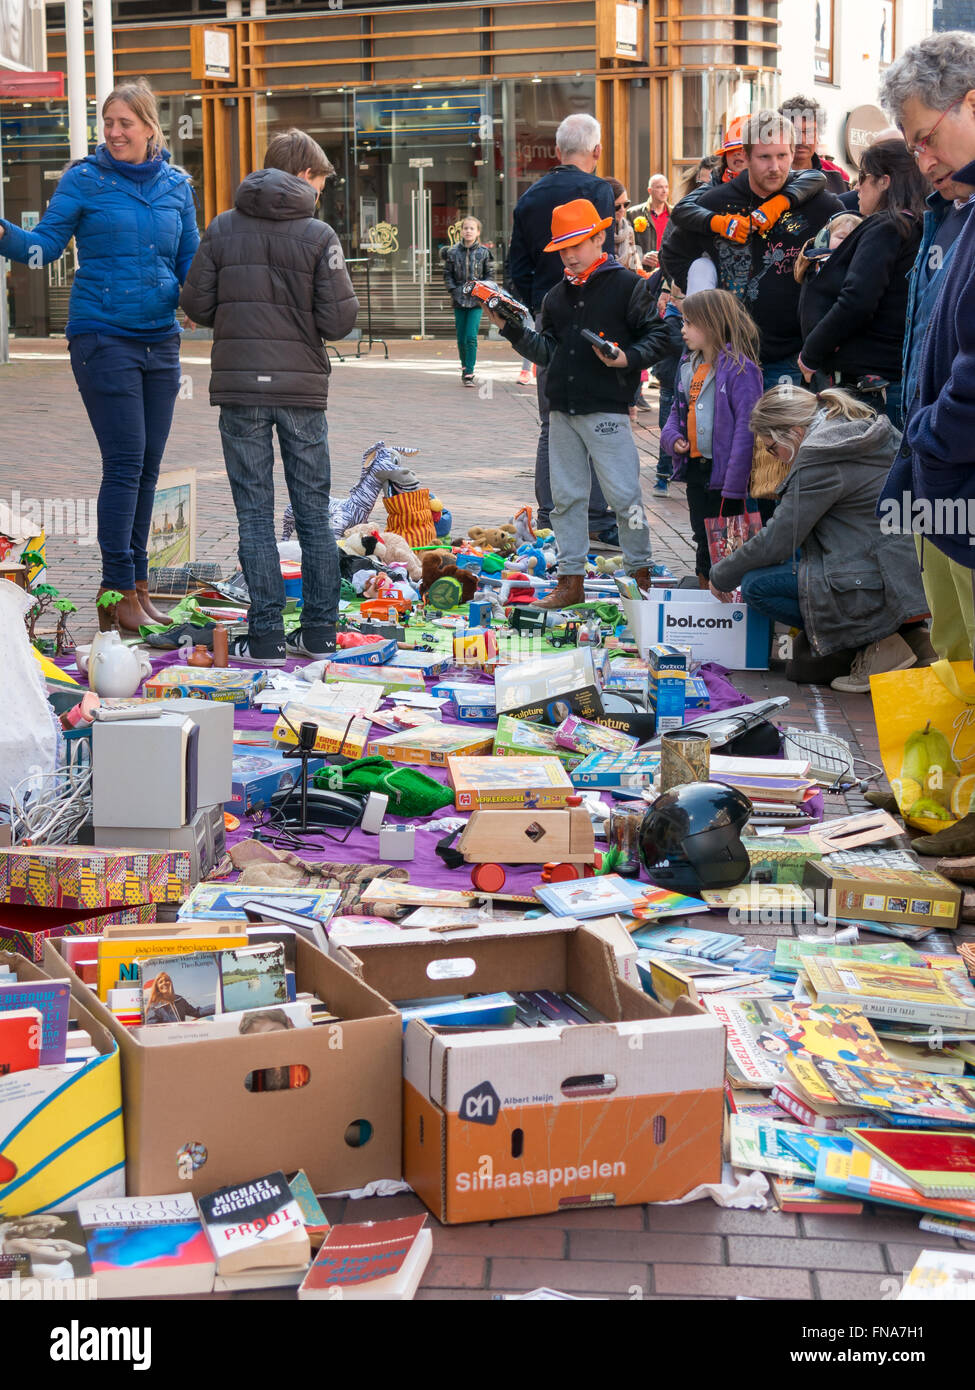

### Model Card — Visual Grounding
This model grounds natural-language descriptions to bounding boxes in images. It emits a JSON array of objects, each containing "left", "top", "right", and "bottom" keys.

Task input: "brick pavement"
[{"left": 2, "top": 340, "right": 973, "bottom": 1301}]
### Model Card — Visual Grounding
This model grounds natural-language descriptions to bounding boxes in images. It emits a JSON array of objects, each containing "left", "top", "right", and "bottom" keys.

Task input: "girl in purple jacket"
[{"left": 660, "top": 289, "right": 764, "bottom": 584}]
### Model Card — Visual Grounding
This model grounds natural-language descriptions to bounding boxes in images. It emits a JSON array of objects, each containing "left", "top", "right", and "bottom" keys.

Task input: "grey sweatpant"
[{"left": 549, "top": 410, "right": 652, "bottom": 575}]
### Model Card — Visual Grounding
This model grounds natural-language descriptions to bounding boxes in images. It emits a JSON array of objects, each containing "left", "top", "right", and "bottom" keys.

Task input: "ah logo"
[{"left": 459, "top": 1080, "right": 501, "bottom": 1125}]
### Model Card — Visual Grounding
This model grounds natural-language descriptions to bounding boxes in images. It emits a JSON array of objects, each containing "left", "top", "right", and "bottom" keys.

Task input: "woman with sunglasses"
[{"left": 797, "top": 140, "right": 926, "bottom": 427}]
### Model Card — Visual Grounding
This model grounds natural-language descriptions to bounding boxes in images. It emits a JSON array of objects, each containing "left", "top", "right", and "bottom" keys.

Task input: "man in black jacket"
[
  {"left": 660, "top": 110, "right": 843, "bottom": 387},
  {"left": 507, "top": 113, "right": 617, "bottom": 543},
  {"left": 493, "top": 199, "right": 671, "bottom": 609},
  {"left": 181, "top": 129, "right": 358, "bottom": 666}
]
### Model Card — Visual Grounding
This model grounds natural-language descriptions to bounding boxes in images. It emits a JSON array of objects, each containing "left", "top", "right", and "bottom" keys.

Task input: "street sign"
[{"left": 409, "top": 157, "right": 433, "bottom": 168}]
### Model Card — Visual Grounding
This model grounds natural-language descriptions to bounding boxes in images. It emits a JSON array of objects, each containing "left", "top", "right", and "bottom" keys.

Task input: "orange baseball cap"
[
  {"left": 544, "top": 198, "right": 613, "bottom": 253},
  {"left": 715, "top": 115, "right": 746, "bottom": 156}
]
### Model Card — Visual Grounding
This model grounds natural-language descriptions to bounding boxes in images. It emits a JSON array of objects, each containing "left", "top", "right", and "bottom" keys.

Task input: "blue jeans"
[
  {"left": 740, "top": 560, "right": 803, "bottom": 628},
  {"left": 69, "top": 332, "right": 181, "bottom": 589},
  {"left": 761, "top": 357, "right": 802, "bottom": 391},
  {"left": 884, "top": 380, "right": 904, "bottom": 431},
  {"left": 219, "top": 405, "right": 340, "bottom": 638}
]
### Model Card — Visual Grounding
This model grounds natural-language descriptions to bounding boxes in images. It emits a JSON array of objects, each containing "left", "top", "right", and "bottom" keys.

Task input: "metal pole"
[
  {"left": 65, "top": 0, "right": 88, "bottom": 163},
  {"left": 418, "top": 164, "right": 425, "bottom": 339},
  {"left": 92, "top": 0, "right": 115, "bottom": 122},
  {"left": 0, "top": 131, "right": 8, "bottom": 366}
]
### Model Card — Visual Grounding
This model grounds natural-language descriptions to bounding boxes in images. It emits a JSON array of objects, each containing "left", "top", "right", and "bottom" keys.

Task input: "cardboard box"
[
  {"left": 570, "top": 751, "right": 660, "bottom": 789},
  {"left": 228, "top": 745, "right": 327, "bottom": 813},
  {"left": 494, "top": 649, "right": 604, "bottom": 726},
  {"left": 0, "top": 847, "right": 190, "bottom": 910},
  {"left": 337, "top": 926, "right": 725, "bottom": 1223},
  {"left": 803, "top": 859, "right": 962, "bottom": 930},
  {"left": 0, "top": 903, "right": 156, "bottom": 963},
  {"left": 0, "top": 952, "right": 124, "bottom": 1215},
  {"left": 144, "top": 665, "right": 269, "bottom": 709},
  {"left": 365, "top": 725, "right": 495, "bottom": 766},
  {"left": 44, "top": 936, "right": 403, "bottom": 1198},
  {"left": 622, "top": 591, "right": 771, "bottom": 669}
]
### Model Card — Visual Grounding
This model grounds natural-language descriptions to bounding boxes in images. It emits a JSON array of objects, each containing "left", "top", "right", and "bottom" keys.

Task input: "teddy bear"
[
  {"left": 467, "top": 524, "right": 517, "bottom": 555},
  {"left": 419, "top": 551, "right": 480, "bottom": 609},
  {"left": 340, "top": 524, "right": 425, "bottom": 582}
]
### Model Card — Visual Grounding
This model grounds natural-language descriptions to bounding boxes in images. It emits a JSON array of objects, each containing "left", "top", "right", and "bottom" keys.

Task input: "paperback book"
[
  {"left": 789, "top": 1054, "right": 975, "bottom": 1128},
  {"left": 800, "top": 956, "right": 975, "bottom": 1028},
  {"left": 704, "top": 998, "right": 890, "bottom": 1089},
  {"left": 727, "top": 1116, "right": 816, "bottom": 1179},
  {"left": 79, "top": 1192, "right": 215, "bottom": 1298},
  {"left": 178, "top": 885, "right": 342, "bottom": 924},
  {"left": 846, "top": 1128, "right": 975, "bottom": 1198},
  {"left": 630, "top": 922, "right": 742, "bottom": 959},
  {"left": 770, "top": 1175, "right": 863, "bottom": 1215},
  {"left": 533, "top": 874, "right": 650, "bottom": 920},
  {"left": 198, "top": 1171, "right": 310, "bottom": 1275},
  {"left": 815, "top": 1145, "right": 975, "bottom": 1223},
  {"left": 0, "top": 978, "right": 69, "bottom": 1065},
  {"left": 297, "top": 1215, "right": 431, "bottom": 1300}
]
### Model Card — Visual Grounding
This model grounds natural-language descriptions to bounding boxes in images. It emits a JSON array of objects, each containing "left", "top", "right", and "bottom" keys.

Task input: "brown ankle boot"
[
  {"left": 530, "top": 574, "right": 586, "bottom": 610},
  {"left": 632, "top": 567, "right": 652, "bottom": 594},
  {"left": 135, "top": 580, "right": 171, "bottom": 625},
  {"left": 96, "top": 587, "right": 152, "bottom": 634}
]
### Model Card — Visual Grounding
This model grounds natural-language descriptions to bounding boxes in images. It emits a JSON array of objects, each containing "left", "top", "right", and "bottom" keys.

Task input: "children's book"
[
  {"left": 635, "top": 956, "right": 698, "bottom": 1009},
  {"left": 554, "top": 714, "right": 638, "bottom": 757},
  {"left": 769, "top": 1175, "right": 863, "bottom": 1215},
  {"left": 727, "top": 1116, "right": 817, "bottom": 1179},
  {"left": 776, "top": 1128, "right": 851, "bottom": 1175},
  {"left": 534, "top": 874, "right": 651, "bottom": 920},
  {"left": 448, "top": 755, "right": 573, "bottom": 810},
  {"left": 289, "top": 679, "right": 384, "bottom": 715},
  {"left": 630, "top": 922, "right": 742, "bottom": 959},
  {"left": 0, "top": 978, "right": 69, "bottom": 1066},
  {"left": 771, "top": 938, "right": 922, "bottom": 981},
  {"left": 492, "top": 714, "right": 581, "bottom": 768},
  {"left": 800, "top": 956, "right": 975, "bottom": 1028},
  {"left": 723, "top": 1085, "right": 796, "bottom": 1124},
  {"left": 704, "top": 998, "right": 890, "bottom": 1089},
  {"left": 366, "top": 725, "right": 495, "bottom": 766},
  {"left": 898, "top": 1249, "right": 975, "bottom": 1300},
  {"left": 881, "top": 1038, "right": 968, "bottom": 1076},
  {"left": 626, "top": 887, "right": 712, "bottom": 924},
  {"left": 322, "top": 662, "right": 425, "bottom": 694},
  {"left": 700, "top": 883, "right": 816, "bottom": 924},
  {"left": 846, "top": 1128, "right": 975, "bottom": 1199},
  {"left": 298, "top": 1215, "right": 431, "bottom": 1301},
  {"left": 79, "top": 1192, "right": 215, "bottom": 1298},
  {"left": 815, "top": 1145, "right": 975, "bottom": 1223},
  {"left": 791, "top": 1055, "right": 975, "bottom": 1129},
  {"left": 918, "top": 1214, "right": 975, "bottom": 1243},
  {"left": 198, "top": 1171, "right": 310, "bottom": 1275}
]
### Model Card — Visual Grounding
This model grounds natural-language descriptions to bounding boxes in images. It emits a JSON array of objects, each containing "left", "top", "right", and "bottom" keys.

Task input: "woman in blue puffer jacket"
[{"left": 0, "top": 80, "right": 199, "bottom": 632}]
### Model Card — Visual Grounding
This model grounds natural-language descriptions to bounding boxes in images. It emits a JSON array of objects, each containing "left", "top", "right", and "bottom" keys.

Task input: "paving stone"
[
  {"left": 727, "top": 1235, "right": 886, "bottom": 1271},
  {"left": 489, "top": 1258, "right": 649, "bottom": 1294},
  {"left": 654, "top": 1263, "right": 813, "bottom": 1299},
  {"left": 569, "top": 1231, "right": 724, "bottom": 1263}
]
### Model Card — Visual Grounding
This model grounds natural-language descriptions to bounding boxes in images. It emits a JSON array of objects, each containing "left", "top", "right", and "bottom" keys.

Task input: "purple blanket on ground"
[{"left": 60, "top": 646, "right": 819, "bottom": 896}]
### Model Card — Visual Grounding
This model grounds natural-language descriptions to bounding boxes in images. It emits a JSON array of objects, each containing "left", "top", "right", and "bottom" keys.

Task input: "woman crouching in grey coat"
[{"left": 708, "top": 385, "right": 933, "bottom": 692}]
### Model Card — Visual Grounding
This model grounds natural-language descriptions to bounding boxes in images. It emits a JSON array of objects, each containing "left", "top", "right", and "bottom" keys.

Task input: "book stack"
[{"left": 709, "top": 755, "right": 818, "bottom": 821}]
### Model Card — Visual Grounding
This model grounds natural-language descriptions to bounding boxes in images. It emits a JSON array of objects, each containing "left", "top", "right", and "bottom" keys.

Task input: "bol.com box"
[{"left": 622, "top": 591, "right": 770, "bottom": 670}]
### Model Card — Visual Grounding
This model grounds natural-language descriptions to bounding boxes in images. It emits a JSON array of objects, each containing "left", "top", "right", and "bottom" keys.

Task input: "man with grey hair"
[
  {"left": 629, "top": 172, "right": 671, "bottom": 269},
  {"left": 778, "top": 93, "right": 851, "bottom": 194},
  {"left": 507, "top": 112, "right": 617, "bottom": 541},
  {"left": 876, "top": 30, "right": 975, "bottom": 855}
]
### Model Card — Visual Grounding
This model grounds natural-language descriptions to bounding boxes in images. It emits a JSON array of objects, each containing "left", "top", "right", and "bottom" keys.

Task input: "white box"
[{"left": 621, "top": 591, "right": 771, "bottom": 670}]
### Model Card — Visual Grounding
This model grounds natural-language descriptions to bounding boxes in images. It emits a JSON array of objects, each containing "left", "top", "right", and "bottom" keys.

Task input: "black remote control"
[{"left": 580, "top": 328, "right": 620, "bottom": 358}]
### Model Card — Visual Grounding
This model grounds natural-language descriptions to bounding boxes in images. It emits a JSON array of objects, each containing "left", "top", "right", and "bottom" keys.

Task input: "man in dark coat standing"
[{"left": 507, "top": 113, "right": 618, "bottom": 543}]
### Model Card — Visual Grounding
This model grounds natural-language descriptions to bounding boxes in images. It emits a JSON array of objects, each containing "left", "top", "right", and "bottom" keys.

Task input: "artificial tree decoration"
[
  {"left": 53, "top": 599, "right": 77, "bottom": 655},
  {"left": 24, "top": 583, "right": 62, "bottom": 644}
]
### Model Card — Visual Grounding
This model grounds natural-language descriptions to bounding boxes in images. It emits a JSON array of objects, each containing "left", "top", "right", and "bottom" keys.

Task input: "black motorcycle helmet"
[{"left": 639, "top": 782, "right": 752, "bottom": 892}]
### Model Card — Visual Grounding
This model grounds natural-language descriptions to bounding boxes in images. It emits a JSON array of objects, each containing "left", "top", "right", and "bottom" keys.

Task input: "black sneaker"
[
  {"left": 286, "top": 625, "right": 337, "bottom": 660},
  {"left": 462, "top": 373, "right": 476, "bottom": 387},
  {"left": 227, "top": 632, "right": 287, "bottom": 667},
  {"left": 588, "top": 523, "right": 620, "bottom": 549}
]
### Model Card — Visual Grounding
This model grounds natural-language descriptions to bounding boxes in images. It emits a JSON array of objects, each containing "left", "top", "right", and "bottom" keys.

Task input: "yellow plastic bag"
[{"left": 872, "top": 660, "right": 975, "bottom": 833}]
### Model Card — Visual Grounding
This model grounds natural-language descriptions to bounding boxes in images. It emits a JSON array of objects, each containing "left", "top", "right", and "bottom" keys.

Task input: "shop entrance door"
[{"left": 353, "top": 88, "right": 497, "bottom": 336}]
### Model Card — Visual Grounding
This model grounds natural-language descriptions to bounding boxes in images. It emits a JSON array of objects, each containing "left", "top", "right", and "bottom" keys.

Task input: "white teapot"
[{"left": 88, "top": 631, "right": 151, "bottom": 698}]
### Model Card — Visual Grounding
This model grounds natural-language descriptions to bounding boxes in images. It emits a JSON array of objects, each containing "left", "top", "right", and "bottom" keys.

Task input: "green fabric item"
[
  {"left": 137, "top": 595, "right": 214, "bottom": 637},
  {"left": 319, "top": 756, "right": 455, "bottom": 817}
]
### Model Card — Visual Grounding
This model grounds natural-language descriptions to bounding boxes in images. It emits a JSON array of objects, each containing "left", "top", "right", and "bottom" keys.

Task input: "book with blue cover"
[
  {"left": 397, "top": 992, "right": 518, "bottom": 1033},
  {"left": 569, "top": 751, "right": 660, "bottom": 789},
  {"left": 533, "top": 874, "right": 652, "bottom": 919},
  {"left": 631, "top": 922, "right": 744, "bottom": 959},
  {"left": 0, "top": 978, "right": 69, "bottom": 1065}
]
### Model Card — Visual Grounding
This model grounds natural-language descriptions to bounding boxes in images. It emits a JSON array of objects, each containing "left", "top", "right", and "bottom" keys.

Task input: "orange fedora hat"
[
  {"left": 543, "top": 198, "right": 613, "bottom": 253},
  {"left": 715, "top": 114, "right": 746, "bottom": 156}
]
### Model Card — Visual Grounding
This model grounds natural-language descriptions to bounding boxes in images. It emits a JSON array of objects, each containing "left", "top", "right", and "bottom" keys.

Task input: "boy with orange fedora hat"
[{"left": 490, "top": 197, "right": 672, "bottom": 608}]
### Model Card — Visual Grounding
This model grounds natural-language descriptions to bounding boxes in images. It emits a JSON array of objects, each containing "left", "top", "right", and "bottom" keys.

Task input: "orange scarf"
[{"left": 564, "top": 253, "right": 608, "bottom": 286}]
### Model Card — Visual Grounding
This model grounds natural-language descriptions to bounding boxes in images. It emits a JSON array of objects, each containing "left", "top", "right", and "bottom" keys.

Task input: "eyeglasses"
[{"left": 908, "top": 97, "right": 962, "bottom": 160}]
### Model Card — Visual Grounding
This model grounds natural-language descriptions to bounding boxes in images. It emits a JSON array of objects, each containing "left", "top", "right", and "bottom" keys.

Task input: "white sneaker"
[
  {"left": 830, "top": 633, "right": 917, "bottom": 693},
  {"left": 517, "top": 369, "right": 533, "bottom": 386}
]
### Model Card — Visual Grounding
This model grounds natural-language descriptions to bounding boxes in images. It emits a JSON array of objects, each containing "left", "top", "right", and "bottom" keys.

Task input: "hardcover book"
[
  {"left": 630, "top": 922, "right": 742, "bottom": 959},
  {"left": 0, "top": 1007, "right": 43, "bottom": 1076},
  {"left": 177, "top": 884, "right": 342, "bottom": 924},
  {"left": 771, "top": 938, "right": 922, "bottom": 981}
]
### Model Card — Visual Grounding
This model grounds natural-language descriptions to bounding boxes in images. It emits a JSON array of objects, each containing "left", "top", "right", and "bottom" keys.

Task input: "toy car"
[{"left": 463, "top": 280, "right": 532, "bottom": 330}]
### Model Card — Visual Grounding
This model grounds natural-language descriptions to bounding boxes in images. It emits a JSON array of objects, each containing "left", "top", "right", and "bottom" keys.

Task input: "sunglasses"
[{"left": 615, "top": 199, "right": 630, "bottom": 209}]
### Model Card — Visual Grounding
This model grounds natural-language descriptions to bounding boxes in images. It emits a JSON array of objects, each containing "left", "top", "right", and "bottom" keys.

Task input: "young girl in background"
[
  {"left": 660, "top": 288, "right": 764, "bottom": 586},
  {"left": 442, "top": 215, "right": 493, "bottom": 385}
]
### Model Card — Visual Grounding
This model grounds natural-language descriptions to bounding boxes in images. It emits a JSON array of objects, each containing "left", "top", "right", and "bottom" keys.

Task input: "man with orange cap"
[{"left": 490, "top": 198, "right": 672, "bottom": 608}]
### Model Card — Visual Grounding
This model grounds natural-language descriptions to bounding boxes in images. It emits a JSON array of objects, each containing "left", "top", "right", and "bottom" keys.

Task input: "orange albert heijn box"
[{"left": 337, "top": 923, "right": 725, "bottom": 1224}]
